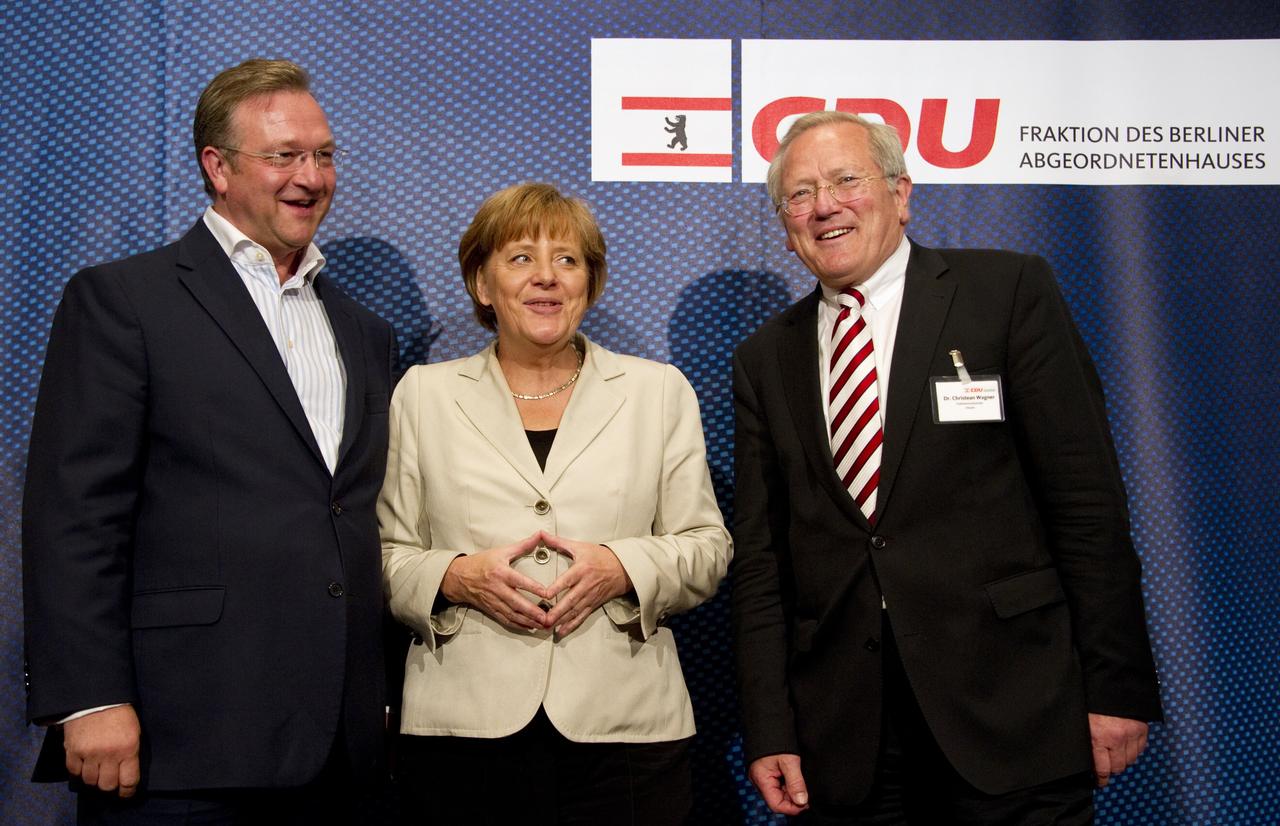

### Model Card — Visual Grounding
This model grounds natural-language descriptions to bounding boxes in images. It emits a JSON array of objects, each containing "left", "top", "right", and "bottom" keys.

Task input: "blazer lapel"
[
  {"left": 315, "top": 275, "right": 366, "bottom": 470},
  {"left": 542, "top": 339, "right": 624, "bottom": 491},
  {"left": 174, "top": 221, "right": 327, "bottom": 468},
  {"left": 878, "top": 242, "right": 955, "bottom": 513},
  {"left": 779, "top": 291, "right": 872, "bottom": 528},
  {"left": 454, "top": 344, "right": 548, "bottom": 495}
]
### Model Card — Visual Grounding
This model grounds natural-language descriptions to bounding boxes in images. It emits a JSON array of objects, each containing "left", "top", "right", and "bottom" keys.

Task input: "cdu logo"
[{"left": 592, "top": 38, "right": 1002, "bottom": 184}]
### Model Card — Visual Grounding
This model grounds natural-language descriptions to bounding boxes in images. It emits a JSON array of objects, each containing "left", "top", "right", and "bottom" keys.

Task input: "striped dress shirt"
[{"left": 203, "top": 207, "right": 347, "bottom": 474}]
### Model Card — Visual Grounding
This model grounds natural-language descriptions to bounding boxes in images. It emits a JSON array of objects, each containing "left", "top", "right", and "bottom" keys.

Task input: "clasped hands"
[{"left": 439, "top": 531, "right": 632, "bottom": 636}]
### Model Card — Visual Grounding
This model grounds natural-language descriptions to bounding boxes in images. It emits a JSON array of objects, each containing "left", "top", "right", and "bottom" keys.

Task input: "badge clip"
[{"left": 948, "top": 349, "right": 972, "bottom": 383}]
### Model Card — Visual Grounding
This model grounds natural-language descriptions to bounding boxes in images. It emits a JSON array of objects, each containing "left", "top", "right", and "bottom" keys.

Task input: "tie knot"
[{"left": 838, "top": 287, "right": 866, "bottom": 311}]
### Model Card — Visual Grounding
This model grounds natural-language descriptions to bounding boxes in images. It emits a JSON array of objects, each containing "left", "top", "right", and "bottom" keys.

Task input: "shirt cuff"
[{"left": 56, "top": 704, "right": 127, "bottom": 725}]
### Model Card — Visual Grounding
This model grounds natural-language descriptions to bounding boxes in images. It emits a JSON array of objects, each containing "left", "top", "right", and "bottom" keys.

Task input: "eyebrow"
[
  {"left": 792, "top": 167, "right": 868, "bottom": 182},
  {"left": 269, "top": 137, "right": 337, "bottom": 150}
]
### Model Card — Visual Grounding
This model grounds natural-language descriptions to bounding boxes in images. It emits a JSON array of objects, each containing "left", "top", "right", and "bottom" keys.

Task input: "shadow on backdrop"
[
  {"left": 323, "top": 237, "right": 440, "bottom": 378},
  {"left": 668, "top": 269, "right": 791, "bottom": 824}
]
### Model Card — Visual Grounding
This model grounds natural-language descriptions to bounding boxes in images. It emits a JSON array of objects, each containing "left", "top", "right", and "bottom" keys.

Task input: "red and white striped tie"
[{"left": 828, "top": 287, "right": 882, "bottom": 523}]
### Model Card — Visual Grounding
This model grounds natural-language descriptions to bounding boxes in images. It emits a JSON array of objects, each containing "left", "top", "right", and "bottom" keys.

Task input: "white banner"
[
  {"left": 742, "top": 39, "right": 1279, "bottom": 185},
  {"left": 592, "top": 39, "right": 733, "bottom": 182}
]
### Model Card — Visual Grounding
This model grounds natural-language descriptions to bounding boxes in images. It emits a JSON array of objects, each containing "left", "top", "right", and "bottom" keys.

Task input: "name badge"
[{"left": 930, "top": 349, "right": 1005, "bottom": 424}]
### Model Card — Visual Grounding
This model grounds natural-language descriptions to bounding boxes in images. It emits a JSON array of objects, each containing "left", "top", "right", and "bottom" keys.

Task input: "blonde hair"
[{"left": 458, "top": 183, "right": 608, "bottom": 332}]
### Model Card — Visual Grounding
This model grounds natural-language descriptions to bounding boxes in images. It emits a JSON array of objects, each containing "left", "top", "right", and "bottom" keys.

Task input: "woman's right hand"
[{"left": 439, "top": 533, "right": 551, "bottom": 631}]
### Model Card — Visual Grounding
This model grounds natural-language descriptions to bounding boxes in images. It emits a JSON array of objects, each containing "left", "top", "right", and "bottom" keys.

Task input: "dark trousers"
[
  {"left": 396, "top": 707, "right": 692, "bottom": 825},
  {"left": 797, "top": 615, "right": 1095, "bottom": 826},
  {"left": 75, "top": 736, "right": 374, "bottom": 825}
]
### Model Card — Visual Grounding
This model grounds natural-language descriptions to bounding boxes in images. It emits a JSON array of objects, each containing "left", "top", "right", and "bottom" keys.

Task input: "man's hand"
[
  {"left": 748, "top": 753, "right": 810, "bottom": 815},
  {"left": 63, "top": 704, "right": 142, "bottom": 797},
  {"left": 1089, "top": 713, "right": 1149, "bottom": 787}
]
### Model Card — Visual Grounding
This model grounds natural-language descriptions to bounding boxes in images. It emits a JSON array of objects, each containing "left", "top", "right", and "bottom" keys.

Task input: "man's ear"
[
  {"left": 201, "top": 146, "right": 232, "bottom": 198},
  {"left": 894, "top": 175, "right": 913, "bottom": 226}
]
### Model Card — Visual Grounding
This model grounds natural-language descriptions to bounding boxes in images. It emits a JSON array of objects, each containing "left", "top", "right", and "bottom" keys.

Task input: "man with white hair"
[{"left": 732, "top": 111, "right": 1161, "bottom": 824}]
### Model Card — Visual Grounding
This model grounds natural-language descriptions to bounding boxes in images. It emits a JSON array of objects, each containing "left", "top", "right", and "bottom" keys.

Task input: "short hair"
[
  {"left": 458, "top": 183, "right": 608, "bottom": 333},
  {"left": 766, "top": 111, "right": 908, "bottom": 206},
  {"left": 193, "top": 59, "right": 311, "bottom": 196}
]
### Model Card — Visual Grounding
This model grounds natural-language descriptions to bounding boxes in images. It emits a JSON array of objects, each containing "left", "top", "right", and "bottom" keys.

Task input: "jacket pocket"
[
  {"left": 984, "top": 568, "right": 1065, "bottom": 619},
  {"left": 940, "top": 344, "right": 1004, "bottom": 375},
  {"left": 130, "top": 586, "right": 225, "bottom": 629}
]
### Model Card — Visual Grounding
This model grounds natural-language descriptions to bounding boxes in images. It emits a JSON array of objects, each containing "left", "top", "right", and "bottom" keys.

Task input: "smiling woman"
[
  {"left": 476, "top": 235, "right": 589, "bottom": 353},
  {"left": 379, "top": 182, "right": 731, "bottom": 824}
]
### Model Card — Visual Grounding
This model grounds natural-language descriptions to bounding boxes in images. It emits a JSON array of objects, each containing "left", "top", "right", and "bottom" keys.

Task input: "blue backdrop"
[{"left": 2, "top": 2, "right": 1278, "bottom": 824}]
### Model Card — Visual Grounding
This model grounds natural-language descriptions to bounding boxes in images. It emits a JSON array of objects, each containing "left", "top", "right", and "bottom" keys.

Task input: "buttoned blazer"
[
  {"left": 22, "top": 220, "right": 395, "bottom": 791},
  {"left": 380, "top": 337, "right": 730, "bottom": 742},
  {"left": 732, "top": 242, "right": 1161, "bottom": 807}
]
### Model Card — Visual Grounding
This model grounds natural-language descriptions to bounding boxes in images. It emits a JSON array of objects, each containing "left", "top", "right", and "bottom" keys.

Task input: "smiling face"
[
  {"left": 202, "top": 91, "right": 335, "bottom": 275},
  {"left": 779, "top": 121, "right": 912, "bottom": 289},
  {"left": 476, "top": 235, "right": 590, "bottom": 354}
]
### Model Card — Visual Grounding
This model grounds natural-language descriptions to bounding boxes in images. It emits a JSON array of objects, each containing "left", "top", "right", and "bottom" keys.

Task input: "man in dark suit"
[
  {"left": 22, "top": 59, "right": 394, "bottom": 823},
  {"left": 732, "top": 111, "right": 1161, "bottom": 824}
]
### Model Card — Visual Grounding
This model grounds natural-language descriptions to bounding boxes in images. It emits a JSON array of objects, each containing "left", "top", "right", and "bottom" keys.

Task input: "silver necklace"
[{"left": 510, "top": 344, "right": 584, "bottom": 401}]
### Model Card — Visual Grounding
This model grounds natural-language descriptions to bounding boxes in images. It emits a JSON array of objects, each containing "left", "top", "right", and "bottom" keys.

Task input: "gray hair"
[{"left": 766, "top": 111, "right": 908, "bottom": 206}]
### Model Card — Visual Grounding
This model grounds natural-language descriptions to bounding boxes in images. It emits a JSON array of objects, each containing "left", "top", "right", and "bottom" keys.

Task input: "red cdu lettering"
[
  {"left": 752, "top": 96, "right": 825, "bottom": 161},
  {"left": 834, "top": 98, "right": 911, "bottom": 150},
  {"left": 751, "top": 96, "right": 1000, "bottom": 170},
  {"left": 916, "top": 98, "right": 1000, "bottom": 169}
]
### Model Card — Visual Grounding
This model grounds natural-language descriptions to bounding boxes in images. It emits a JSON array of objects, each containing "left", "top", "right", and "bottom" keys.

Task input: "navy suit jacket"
[
  {"left": 23, "top": 220, "right": 395, "bottom": 791},
  {"left": 732, "top": 242, "right": 1161, "bottom": 807}
]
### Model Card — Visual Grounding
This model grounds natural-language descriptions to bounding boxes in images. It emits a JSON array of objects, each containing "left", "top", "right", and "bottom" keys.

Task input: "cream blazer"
[{"left": 379, "top": 337, "right": 731, "bottom": 742}]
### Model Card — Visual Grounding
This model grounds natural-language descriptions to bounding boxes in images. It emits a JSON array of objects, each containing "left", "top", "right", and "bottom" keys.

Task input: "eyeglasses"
[
  {"left": 777, "top": 174, "right": 890, "bottom": 216},
  {"left": 219, "top": 147, "right": 349, "bottom": 170}
]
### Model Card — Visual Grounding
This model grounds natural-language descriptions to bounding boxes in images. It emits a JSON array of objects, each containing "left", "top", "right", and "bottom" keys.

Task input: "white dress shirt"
[{"left": 203, "top": 207, "right": 347, "bottom": 473}]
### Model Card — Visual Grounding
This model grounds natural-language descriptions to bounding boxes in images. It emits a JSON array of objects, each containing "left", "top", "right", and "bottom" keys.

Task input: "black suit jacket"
[
  {"left": 22, "top": 220, "right": 395, "bottom": 791},
  {"left": 732, "top": 242, "right": 1161, "bottom": 807}
]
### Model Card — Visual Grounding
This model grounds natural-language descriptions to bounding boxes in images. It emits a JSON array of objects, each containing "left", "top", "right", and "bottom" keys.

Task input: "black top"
[{"left": 525, "top": 428, "right": 557, "bottom": 470}]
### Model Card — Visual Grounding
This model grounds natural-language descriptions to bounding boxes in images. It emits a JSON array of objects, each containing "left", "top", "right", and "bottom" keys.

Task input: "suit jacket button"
[
  {"left": 863, "top": 637, "right": 880, "bottom": 652},
  {"left": 328, "top": 581, "right": 345, "bottom": 598},
  {"left": 533, "top": 499, "right": 551, "bottom": 515},
  {"left": 870, "top": 535, "right": 887, "bottom": 550},
  {"left": 331, "top": 501, "right": 343, "bottom": 516}
]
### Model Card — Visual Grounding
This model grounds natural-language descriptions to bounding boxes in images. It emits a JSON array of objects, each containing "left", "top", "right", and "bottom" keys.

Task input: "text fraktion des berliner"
[{"left": 1017, "top": 124, "right": 1266, "bottom": 170}]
